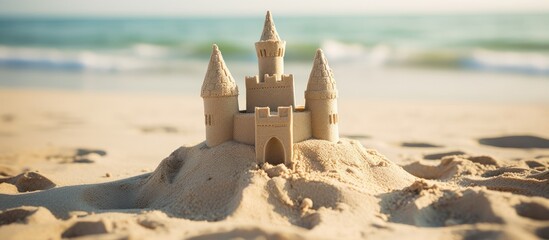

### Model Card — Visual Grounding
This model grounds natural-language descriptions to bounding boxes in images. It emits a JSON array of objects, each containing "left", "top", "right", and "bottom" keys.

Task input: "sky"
[{"left": 1, "top": 0, "right": 549, "bottom": 17}]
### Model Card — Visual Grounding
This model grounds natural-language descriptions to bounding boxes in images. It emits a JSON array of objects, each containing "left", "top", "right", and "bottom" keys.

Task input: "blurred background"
[{"left": 0, "top": 0, "right": 548, "bottom": 103}]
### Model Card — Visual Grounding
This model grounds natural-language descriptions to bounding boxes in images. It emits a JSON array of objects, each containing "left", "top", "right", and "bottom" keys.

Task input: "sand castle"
[{"left": 201, "top": 11, "right": 339, "bottom": 167}]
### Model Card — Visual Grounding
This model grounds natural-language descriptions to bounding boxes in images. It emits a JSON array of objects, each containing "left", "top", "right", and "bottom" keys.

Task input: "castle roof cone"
[
  {"left": 260, "top": 11, "right": 281, "bottom": 41},
  {"left": 306, "top": 49, "right": 337, "bottom": 92},
  {"left": 201, "top": 44, "right": 238, "bottom": 98}
]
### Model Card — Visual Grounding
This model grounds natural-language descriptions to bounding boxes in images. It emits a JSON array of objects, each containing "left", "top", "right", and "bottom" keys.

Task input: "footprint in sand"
[
  {"left": 0, "top": 114, "right": 15, "bottom": 123},
  {"left": 423, "top": 151, "right": 466, "bottom": 160},
  {"left": 400, "top": 142, "right": 443, "bottom": 148},
  {"left": 0, "top": 165, "right": 19, "bottom": 177},
  {"left": 61, "top": 148, "right": 107, "bottom": 164},
  {"left": 62, "top": 220, "right": 112, "bottom": 238},
  {"left": 537, "top": 227, "right": 549, "bottom": 239},
  {"left": 0, "top": 206, "right": 56, "bottom": 225},
  {"left": 75, "top": 148, "right": 107, "bottom": 157},
  {"left": 139, "top": 126, "right": 180, "bottom": 134},
  {"left": 515, "top": 202, "right": 549, "bottom": 221},
  {"left": 478, "top": 135, "right": 549, "bottom": 149},
  {"left": 0, "top": 172, "right": 56, "bottom": 192},
  {"left": 341, "top": 134, "right": 370, "bottom": 140}
]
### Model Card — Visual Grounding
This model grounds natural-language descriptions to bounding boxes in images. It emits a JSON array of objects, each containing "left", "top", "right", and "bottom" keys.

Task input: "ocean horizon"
[{"left": 0, "top": 12, "right": 548, "bottom": 103}]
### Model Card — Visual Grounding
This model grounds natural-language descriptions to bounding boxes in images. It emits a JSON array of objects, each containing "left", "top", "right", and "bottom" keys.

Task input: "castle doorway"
[{"left": 264, "top": 137, "right": 285, "bottom": 165}]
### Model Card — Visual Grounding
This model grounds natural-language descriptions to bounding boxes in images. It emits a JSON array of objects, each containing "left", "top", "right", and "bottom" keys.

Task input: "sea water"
[{"left": 0, "top": 13, "right": 548, "bottom": 102}]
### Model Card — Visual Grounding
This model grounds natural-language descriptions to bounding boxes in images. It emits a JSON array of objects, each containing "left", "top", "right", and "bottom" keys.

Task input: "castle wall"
[
  {"left": 233, "top": 111, "right": 311, "bottom": 145},
  {"left": 293, "top": 107, "right": 312, "bottom": 143},
  {"left": 245, "top": 74, "right": 295, "bottom": 113},
  {"left": 233, "top": 113, "right": 255, "bottom": 145},
  {"left": 203, "top": 96, "right": 239, "bottom": 147},
  {"left": 255, "top": 106, "right": 293, "bottom": 166}
]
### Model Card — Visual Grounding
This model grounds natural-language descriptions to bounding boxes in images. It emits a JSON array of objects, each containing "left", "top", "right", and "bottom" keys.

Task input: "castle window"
[
  {"left": 277, "top": 48, "right": 281, "bottom": 57},
  {"left": 263, "top": 49, "right": 267, "bottom": 57},
  {"left": 329, "top": 114, "right": 338, "bottom": 124},
  {"left": 205, "top": 114, "right": 213, "bottom": 126}
]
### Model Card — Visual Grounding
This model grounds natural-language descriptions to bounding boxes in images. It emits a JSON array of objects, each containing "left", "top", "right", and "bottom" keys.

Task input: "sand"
[{"left": 0, "top": 88, "right": 548, "bottom": 239}]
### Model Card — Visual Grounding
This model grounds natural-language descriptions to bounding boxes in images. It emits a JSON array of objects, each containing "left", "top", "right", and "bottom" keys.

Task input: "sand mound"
[
  {"left": 383, "top": 183, "right": 506, "bottom": 227},
  {"left": 0, "top": 172, "right": 56, "bottom": 193},
  {"left": 404, "top": 155, "right": 498, "bottom": 180},
  {"left": 136, "top": 141, "right": 257, "bottom": 221},
  {"left": 404, "top": 154, "right": 549, "bottom": 198},
  {"left": 1, "top": 139, "right": 548, "bottom": 239},
  {"left": 136, "top": 139, "right": 415, "bottom": 227},
  {"left": 380, "top": 180, "right": 549, "bottom": 238}
]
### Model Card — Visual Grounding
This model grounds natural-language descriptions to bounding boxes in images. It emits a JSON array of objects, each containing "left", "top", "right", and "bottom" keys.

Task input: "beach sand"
[{"left": 0, "top": 88, "right": 548, "bottom": 239}]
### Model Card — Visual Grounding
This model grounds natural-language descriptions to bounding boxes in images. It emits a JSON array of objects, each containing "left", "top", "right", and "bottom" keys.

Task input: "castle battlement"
[
  {"left": 246, "top": 73, "right": 295, "bottom": 112},
  {"left": 246, "top": 74, "right": 293, "bottom": 86},
  {"left": 255, "top": 106, "right": 293, "bottom": 127},
  {"left": 256, "top": 106, "right": 292, "bottom": 119}
]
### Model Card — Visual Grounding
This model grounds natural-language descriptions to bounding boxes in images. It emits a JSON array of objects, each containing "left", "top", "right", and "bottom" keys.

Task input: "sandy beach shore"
[{"left": 0, "top": 88, "right": 548, "bottom": 239}]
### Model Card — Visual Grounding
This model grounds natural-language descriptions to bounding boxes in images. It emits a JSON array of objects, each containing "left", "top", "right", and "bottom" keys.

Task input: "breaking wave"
[
  {"left": 0, "top": 45, "right": 174, "bottom": 72},
  {"left": 0, "top": 41, "right": 548, "bottom": 75},
  {"left": 321, "top": 40, "right": 549, "bottom": 75}
]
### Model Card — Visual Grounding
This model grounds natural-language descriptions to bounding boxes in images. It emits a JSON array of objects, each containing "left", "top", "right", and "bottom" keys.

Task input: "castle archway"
[{"left": 264, "top": 137, "right": 285, "bottom": 165}]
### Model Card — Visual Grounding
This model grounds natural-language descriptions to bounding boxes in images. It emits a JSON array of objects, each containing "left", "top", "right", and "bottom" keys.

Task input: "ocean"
[
  {"left": 0, "top": 13, "right": 548, "bottom": 74},
  {"left": 0, "top": 13, "right": 548, "bottom": 102}
]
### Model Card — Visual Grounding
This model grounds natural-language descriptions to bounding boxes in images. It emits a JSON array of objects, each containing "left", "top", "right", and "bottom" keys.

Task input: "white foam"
[
  {"left": 0, "top": 45, "right": 160, "bottom": 72},
  {"left": 132, "top": 43, "right": 170, "bottom": 58},
  {"left": 321, "top": 40, "right": 391, "bottom": 67},
  {"left": 468, "top": 49, "right": 549, "bottom": 74}
]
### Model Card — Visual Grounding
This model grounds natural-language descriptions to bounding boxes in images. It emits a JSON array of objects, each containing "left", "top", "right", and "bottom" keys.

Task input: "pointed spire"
[
  {"left": 313, "top": 49, "right": 328, "bottom": 67},
  {"left": 260, "top": 11, "right": 281, "bottom": 41},
  {"left": 201, "top": 44, "right": 238, "bottom": 98},
  {"left": 307, "top": 49, "right": 337, "bottom": 92}
]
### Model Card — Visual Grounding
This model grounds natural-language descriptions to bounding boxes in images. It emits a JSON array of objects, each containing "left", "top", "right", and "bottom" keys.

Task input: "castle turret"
[
  {"left": 305, "top": 49, "right": 339, "bottom": 142},
  {"left": 245, "top": 11, "right": 294, "bottom": 113},
  {"left": 255, "top": 11, "right": 286, "bottom": 82},
  {"left": 201, "top": 44, "right": 239, "bottom": 147}
]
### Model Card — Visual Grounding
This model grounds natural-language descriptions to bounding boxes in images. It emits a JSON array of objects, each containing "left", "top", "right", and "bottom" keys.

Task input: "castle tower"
[
  {"left": 305, "top": 49, "right": 339, "bottom": 142},
  {"left": 201, "top": 44, "right": 239, "bottom": 147},
  {"left": 245, "top": 11, "right": 295, "bottom": 113},
  {"left": 255, "top": 11, "right": 286, "bottom": 82}
]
